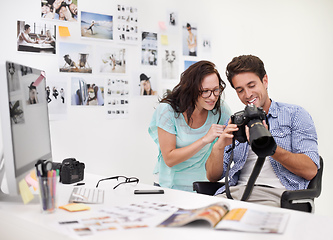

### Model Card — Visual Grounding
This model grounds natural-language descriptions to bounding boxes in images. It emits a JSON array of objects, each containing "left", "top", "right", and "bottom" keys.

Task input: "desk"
[
  {"left": 0, "top": 173, "right": 332, "bottom": 240},
  {"left": 18, "top": 43, "right": 55, "bottom": 53}
]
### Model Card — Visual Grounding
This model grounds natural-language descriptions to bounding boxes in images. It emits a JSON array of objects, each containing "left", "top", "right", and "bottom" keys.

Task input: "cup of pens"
[{"left": 37, "top": 170, "right": 58, "bottom": 214}]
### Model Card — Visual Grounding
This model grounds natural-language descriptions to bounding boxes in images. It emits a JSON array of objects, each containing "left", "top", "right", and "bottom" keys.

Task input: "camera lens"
[
  {"left": 252, "top": 136, "right": 271, "bottom": 149},
  {"left": 248, "top": 119, "right": 277, "bottom": 157}
]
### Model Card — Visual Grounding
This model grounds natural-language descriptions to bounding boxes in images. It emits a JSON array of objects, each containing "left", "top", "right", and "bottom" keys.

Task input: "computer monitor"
[{"left": 0, "top": 61, "right": 52, "bottom": 201}]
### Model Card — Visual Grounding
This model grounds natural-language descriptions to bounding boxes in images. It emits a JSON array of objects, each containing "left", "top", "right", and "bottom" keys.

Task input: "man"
[{"left": 206, "top": 55, "right": 319, "bottom": 207}]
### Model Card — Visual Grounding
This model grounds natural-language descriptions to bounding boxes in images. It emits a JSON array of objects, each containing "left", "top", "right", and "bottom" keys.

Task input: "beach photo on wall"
[
  {"left": 81, "top": 11, "right": 113, "bottom": 40},
  {"left": 58, "top": 42, "right": 93, "bottom": 73},
  {"left": 17, "top": 20, "right": 56, "bottom": 54}
]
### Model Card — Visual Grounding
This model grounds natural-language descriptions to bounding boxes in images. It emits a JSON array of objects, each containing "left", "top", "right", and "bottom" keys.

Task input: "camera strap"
[{"left": 225, "top": 140, "right": 266, "bottom": 201}]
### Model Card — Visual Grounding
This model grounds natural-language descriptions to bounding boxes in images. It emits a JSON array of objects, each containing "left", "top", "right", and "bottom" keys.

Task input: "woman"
[
  {"left": 27, "top": 82, "right": 38, "bottom": 105},
  {"left": 148, "top": 61, "right": 232, "bottom": 191},
  {"left": 140, "top": 73, "right": 157, "bottom": 95}
]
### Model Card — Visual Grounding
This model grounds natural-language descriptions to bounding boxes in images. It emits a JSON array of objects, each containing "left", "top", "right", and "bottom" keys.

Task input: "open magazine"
[{"left": 157, "top": 202, "right": 290, "bottom": 234}]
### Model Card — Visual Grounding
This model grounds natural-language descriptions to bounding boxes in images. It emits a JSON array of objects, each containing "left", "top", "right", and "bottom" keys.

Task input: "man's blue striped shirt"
[{"left": 215, "top": 100, "right": 319, "bottom": 195}]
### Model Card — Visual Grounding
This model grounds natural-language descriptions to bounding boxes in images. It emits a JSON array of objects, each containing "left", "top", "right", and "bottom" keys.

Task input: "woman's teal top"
[{"left": 148, "top": 101, "right": 232, "bottom": 192}]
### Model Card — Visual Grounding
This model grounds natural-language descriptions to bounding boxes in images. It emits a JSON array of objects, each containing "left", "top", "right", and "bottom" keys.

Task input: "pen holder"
[{"left": 38, "top": 175, "right": 57, "bottom": 213}]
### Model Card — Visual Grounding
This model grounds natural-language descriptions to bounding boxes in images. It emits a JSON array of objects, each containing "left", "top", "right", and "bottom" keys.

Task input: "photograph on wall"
[
  {"left": 41, "top": 0, "right": 78, "bottom": 21},
  {"left": 133, "top": 71, "right": 158, "bottom": 96},
  {"left": 9, "top": 100, "right": 25, "bottom": 124},
  {"left": 106, "top": 78, "right": 129, "bottom": 119},
  {"left": 115, "top": 4, "right": 139, "bottom": 43},
  {"left": 46, "top": 76, "right": 68, "bottom": 121},
  {"left": 141, "top": 32, "right": 158, "bottom": 66},
  {"left": 59, "top": 42, "right": 92, "bottom": 73},
  {"left": 71, "top": 77, "right": 104, "bottom": 106},
  {"left": 167, "top": 10, "right": 177, "bottom": 27},
  {"left": 7, "top": 62, "right": 21, "bottom": 92},
  {"left": 17, "top": 20, "right": 56, "bottom": 54},
  {"left": 184, "top": 60, "right": 197, "bottom": 71},
  {"left": 202, "top": 37, "right": 212, "bottom": 52},
  {"left": 182, "top": 22, "right": 197, "bottom": 57},
  {"left": 98, "top": 46, "right": 126, "bottom": 74},
  {"left": 20, "top": 68, "right": 47, "bottom": 106},
  {"left": 161, "top": 48, "right": 178, "bottom": 79},
  {"left": 81, "top": 11, "right": 113, "bottom": 40}
]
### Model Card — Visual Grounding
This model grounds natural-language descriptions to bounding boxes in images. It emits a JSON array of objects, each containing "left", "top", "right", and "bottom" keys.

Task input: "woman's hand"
[
  {"left": 202, "top": 124, "right": 225, "bottom": 144},
  {"left": 214, "top": 119, "right": 238, "bottom": 150}
]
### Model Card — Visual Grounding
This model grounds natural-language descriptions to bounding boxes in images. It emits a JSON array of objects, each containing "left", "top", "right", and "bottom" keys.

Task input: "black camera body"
[
  {"left": 231, "top": 104, "right": 276, "bottom": 157},
  {"left": 53, "top": 158, "right": 85, "bottom": 184}
]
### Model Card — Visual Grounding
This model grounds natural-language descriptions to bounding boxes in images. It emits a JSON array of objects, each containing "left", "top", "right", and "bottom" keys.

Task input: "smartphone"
[{"left": 134, "top": 189, "right": 164, "bottom": 194}]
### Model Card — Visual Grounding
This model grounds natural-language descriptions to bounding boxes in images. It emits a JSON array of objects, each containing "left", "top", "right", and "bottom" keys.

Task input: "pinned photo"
[
  {"left": 59, "top": 42, "right": 92, "bottom": 73},
  {"left": 41, "top": 0, "right": 78, "bottom": 22},
  {"left": 183, "top": 22, "right": 197, "bottom": 57},
  {"left": 17, "top": 20, "right": 56, "bottom": 54},
  {"left": 81, "top": 11, "right": 113, "bottom": 40}
]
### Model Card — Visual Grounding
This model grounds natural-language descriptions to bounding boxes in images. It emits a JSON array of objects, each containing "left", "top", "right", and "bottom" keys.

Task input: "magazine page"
[
  {"left": 157, "top": 203, "right": 229, "bottom": 228},
  {"left": 215, "top": 208, "right": 290, "bottom": 234}
]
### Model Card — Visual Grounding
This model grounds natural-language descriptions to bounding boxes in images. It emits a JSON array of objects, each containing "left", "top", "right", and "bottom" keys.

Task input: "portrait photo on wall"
[
  {"left": 141, "top": 32, "right": 158, "bottom": 66},
  {"left": 115, "top": 4, "right": 139, "bottom": 43},
  {"left": 41, "top": 0, "right": 78, "bottom": 22},
  {"left": 59, "top": 42, "right": 92, "bottom": 73},
  {"left": 182, "top": 22, "right": 197, "bottom": 57},
  {"left": 161, "top": 48, "right": 178, "bottom": 79},
  {"left": 133, "top": 71, "right": 158, "bottom": 96},
  {"left": 13, "top": 64, "right": 47, "bottom": 106},
  {"left": 17, "top": 20, "right": 56, "bottom": 54},
  {"left": 81, "top": 11, "right": 113, "bottom": 40},
  {"left": 71, "top": 77, "right": 104, "bottom": 106},
  {"left": 98, "top": 46, "right": 126, "bottom": 74}
]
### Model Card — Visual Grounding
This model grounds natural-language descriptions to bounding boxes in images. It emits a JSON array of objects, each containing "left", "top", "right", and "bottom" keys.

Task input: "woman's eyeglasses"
[
  {"left": 200, "top": 87, "right": 223, "bottom": 98},
  {"left": 96, "top": 176, "right": 139, "bottom": 189}
]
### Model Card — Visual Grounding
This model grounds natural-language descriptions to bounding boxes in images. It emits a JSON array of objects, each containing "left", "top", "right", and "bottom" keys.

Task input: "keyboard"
[{"left": 69, "top": 187, "right": 105, "bottom": 204}]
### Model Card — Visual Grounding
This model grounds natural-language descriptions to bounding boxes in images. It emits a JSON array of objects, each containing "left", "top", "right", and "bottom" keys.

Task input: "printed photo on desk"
[
  {"left": 17, "top": 20, "right": 56, "bottom": 54},
  {"left": 55, "top": 201, "right": 178, "bottom": 238},
  {"left": 158, "top": 202, "right": 290, "bottom": 234}
]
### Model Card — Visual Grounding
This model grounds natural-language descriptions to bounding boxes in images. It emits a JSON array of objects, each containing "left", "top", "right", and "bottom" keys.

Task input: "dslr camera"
[
  {"left": 53, "top": 158, "right": 85, "bottom": 184},
  {"left": 231, "top": 104, "right": 277, "bottom": 157}
]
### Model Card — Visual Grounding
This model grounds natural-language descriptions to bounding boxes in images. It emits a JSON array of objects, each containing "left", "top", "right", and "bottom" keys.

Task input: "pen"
[
  {"left": 52, "top": 170, "right": 56, "bottom": 210},
  {"left": 43, "top": 177, "right": 49, "bottom": 211},
  {"left": 37, "top": 171, "right": 47, "bottom": 211},
  {"left": 48, "top": 170, "right": 53, "bottom": 211}
]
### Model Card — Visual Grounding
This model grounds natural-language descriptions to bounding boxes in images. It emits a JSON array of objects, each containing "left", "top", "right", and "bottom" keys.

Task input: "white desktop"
[{"left": 1, "top": 172, "right": 333, "bottom": 240}]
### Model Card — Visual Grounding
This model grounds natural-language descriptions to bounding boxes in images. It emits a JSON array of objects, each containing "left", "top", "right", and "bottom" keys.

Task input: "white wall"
[{"left": 0, "top": 0, "right": 332, "bottom": 216}]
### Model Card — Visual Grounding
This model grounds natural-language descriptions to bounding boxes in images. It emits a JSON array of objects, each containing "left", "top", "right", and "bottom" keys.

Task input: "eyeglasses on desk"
[{"left": 96, "top": 175, "right": 139, "bottom": 189}]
